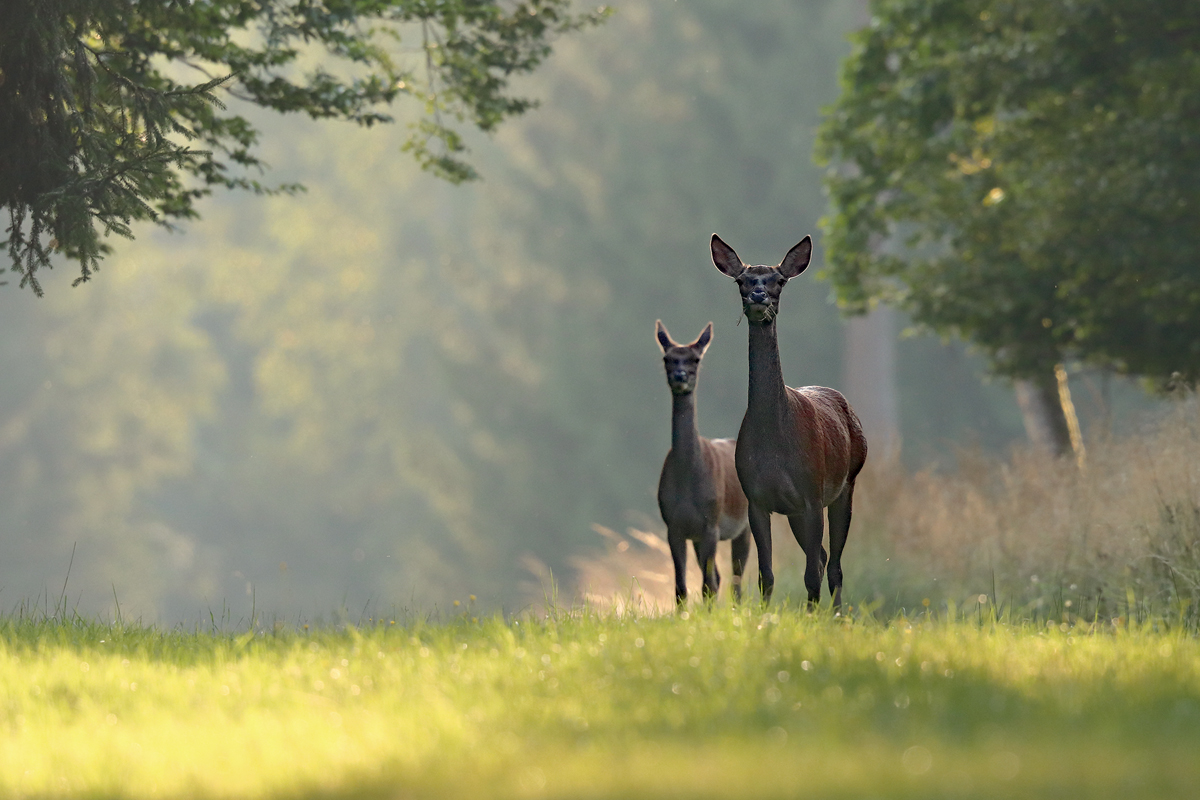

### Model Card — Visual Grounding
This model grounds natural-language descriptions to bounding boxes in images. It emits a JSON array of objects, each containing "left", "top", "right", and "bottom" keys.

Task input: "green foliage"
[
  {"left": 817, "top": 0, "right": 1200, "bottom": 387},
  {"left": 0, "top": 0, "right": 609, "bottom": 293},
  {"left": 1, "top": 609, "right": 1199, "bottom": 797}
]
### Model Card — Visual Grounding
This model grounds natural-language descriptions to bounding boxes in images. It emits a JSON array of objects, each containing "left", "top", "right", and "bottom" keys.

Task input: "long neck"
[
  {"left": 747, "top": 320, "right": 788, "bottom": 418},
  {"left": 670, "top": 392, "right": 700, "bottom": 456}
]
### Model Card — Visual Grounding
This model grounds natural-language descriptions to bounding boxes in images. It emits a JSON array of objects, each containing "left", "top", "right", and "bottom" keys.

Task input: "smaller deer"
[{"left": 656, "top": 320, "right": 752, "bottom": 605}]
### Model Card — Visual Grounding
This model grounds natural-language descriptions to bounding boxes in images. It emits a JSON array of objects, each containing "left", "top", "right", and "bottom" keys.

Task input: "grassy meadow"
[
  {"left": 2, "top": 605, "right": 1199, "bottom": 800},
  {"left": 5, "top": 409, "right": 1199, "bottom": 799}
]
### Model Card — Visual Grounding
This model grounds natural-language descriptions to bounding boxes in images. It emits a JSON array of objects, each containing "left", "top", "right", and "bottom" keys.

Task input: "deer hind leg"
[
  {"left": 788, "top": 505, "right": 826, "bottom": 608},
  {"left": 827, "top": 482, "right": 855, "bottom": 611},
  {"left": 747, "top": 504, "right": 774, "bottom": 604},
  {"left": 730, "top": 529, "right": 751, "bottom": 604},
  {"left": 668, "top": 529, "right": 690, "bottom": 607},
  {"left": 693, "top": 534, "right": 720, "bottom": 603}
]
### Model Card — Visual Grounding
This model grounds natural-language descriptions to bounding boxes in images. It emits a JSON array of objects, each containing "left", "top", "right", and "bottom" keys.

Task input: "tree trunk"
[
  {"left": 1013, "top": 371, "right": 1073, "bottom": 457},
  {"left": 843, "top": 306, "right": 900, "bottom": 461},
  {"left": 841, "top": 1, "right": 903, "bottom": 463}
]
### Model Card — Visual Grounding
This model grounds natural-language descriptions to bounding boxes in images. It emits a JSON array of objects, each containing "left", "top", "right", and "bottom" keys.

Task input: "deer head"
[
  {"left": 655, "top": 320, "right": 713, "bottom": 395},
  {"left": 711, "top": 234, "right": 812, "bottom": 324}
]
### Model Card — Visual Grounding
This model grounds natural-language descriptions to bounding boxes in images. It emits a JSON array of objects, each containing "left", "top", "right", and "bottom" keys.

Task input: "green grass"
[{"left": 2, "top": 606, "right": 1199, "bottom": 799}]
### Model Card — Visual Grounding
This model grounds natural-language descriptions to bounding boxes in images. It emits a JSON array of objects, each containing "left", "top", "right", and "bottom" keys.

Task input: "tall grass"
[
  {"left": 575, "top": 403, "right": 1200, "bottom": 625},
  {"left": 851, "top": 402, "right": 1200, "bottom": 623}
]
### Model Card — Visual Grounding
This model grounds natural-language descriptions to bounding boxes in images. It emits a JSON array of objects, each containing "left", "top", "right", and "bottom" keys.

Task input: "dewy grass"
[{"left": 1, "top": 607, "right": 1198, "bottom": 799}]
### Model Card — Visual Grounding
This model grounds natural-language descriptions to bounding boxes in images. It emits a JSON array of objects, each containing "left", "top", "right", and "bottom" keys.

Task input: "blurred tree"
[
  {"left": 447, "top": 0, "right": 868, "bottom": 579},
  {"left": 0, "top": 0, "right": 608, "bottom": 294},
  {"left": 817, "top": 0, "right": 1200, "bottom": 454},
  {"left": 0, "top": 145, "right": 507, "bottom": 618}
]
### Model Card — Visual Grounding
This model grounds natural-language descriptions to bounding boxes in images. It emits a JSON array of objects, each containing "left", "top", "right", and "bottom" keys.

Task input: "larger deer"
[
  {"left": 711, "top": 234, "right": 867, "bottom": 608},
  {"left": 655, "top": 320, "right": 752, "bottom": 605}
]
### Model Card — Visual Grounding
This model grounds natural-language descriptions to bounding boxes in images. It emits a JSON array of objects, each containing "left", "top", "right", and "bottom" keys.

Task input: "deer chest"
[{"left": 734, "top": 444, "right": 820, "bottom": 512}]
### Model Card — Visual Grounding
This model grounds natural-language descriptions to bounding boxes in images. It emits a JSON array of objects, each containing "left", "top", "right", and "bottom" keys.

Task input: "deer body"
[
  {"left": 656, "top": 321, "right": 752, "bottom": 604},
  {"left": 713, "top": 234, "right": 867, "bottom": 607}
]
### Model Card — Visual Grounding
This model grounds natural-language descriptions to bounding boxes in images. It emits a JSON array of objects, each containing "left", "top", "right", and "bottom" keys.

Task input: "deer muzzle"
[{"left": 744, "top": 300, "right": 772, "bottom": 322}]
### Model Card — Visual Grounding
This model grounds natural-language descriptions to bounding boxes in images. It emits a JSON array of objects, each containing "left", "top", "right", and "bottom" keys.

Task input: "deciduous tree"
[
  {"left": 0, "top": 0, "right": 607, "bottom": 293},
  {"left": 817, "top": 0, "right": 1200, "bottom": 453}
]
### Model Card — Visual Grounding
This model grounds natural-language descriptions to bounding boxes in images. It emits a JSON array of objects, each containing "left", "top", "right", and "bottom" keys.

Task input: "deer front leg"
[
  {"left": 788, "top": 505, "right": 826, "bottom": 608},
  {"left": 693, "top": 534, "right": 720, "bottom": 603},
  {"left": 668, "top": 529, "right": 689, "bottom": 607},
  {"left": 747, "top": 504, "right": 773, "bottom": 604},
  {"left": 730, "top": 530, "right": 751, "bottom": 604},
  {"left": 827, "top": 482, "right": 855, "bottom": 612}
]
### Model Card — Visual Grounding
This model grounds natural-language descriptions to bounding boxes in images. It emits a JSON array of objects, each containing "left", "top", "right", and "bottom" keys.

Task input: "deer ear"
[
  {"left": 691, "top": 322, "right": 713, "bottom": 356},
  {"left": 778, "top": 236, "right": 812, "bottom": 278},
  {"left": 655, "top": 319, "right": 675, "bottom": 352},
  {"left": 711, "top": 234, "right": 745, "bottom": 278}
]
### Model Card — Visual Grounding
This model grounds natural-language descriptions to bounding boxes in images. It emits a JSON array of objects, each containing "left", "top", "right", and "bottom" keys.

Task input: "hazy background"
[{"left": 0, "top": 0, "right": 1164, "bottom": 622}]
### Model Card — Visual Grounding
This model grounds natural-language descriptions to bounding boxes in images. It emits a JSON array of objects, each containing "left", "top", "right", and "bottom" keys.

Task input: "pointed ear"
[
  {"left": 711, "top": 234, "right": 745, "bottom": 278},
  {"left": 655, "top": 319, "right": 675, "bottom": 352},
  {"left": 690, "top": 322, "right": 713, "bottom": 356},
  {"left": 778, "top": 236, "right": 812, "bottom": 279}
]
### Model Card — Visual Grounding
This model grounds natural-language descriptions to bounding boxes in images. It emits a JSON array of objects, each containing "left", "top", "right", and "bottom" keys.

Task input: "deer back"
[
  {"left": 659, "top": 435, "right": 748, "bottom": 533},
  {"left": 785, "top": 386, "right": 868, "bottom": 507}
]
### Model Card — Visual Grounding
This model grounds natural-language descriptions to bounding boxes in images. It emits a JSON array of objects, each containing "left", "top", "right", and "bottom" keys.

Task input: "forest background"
[{"left": 0, "top": 0, "right": 1166, "bottom": 622}]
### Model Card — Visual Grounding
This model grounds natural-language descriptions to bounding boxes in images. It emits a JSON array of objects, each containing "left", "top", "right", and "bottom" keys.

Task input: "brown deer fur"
[
  {"left": 655, "top": 320, "right": 752, "bottom": 604},
  {"left": 711, "top": 234, "right": 868, "bottom": 607}
]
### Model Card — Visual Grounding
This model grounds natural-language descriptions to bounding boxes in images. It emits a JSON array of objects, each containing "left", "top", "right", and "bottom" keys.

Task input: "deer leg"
[
  {"left": 668, "top": 529, "right": 689, "bottom": 607},
  {"left": 693, "top": 534, "right": 720, "bottom": 603},
  {"left": 827, "top": 482, "right": 855, "bottom": 612},
  {"left": 730, "top": 529, "right": 751, "bottom": 604},
  {"left": 748, "top": 504, "right": 774, "bottom": 604},
  {"left": 788, "top": 505, "right": 826, "bottom": 608}
]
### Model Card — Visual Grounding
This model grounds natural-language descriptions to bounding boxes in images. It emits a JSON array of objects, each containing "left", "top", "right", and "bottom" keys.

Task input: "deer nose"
[
  {"left": 671, "top": 370, "right": 689, "bottom": 383},
  {"left": 749, "top": 289, "right": 767, "bottom": 304}
]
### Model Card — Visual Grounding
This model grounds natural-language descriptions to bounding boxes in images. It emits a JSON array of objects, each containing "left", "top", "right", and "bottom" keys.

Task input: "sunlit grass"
[{"left": 1, "top": 606, "right": 1198, "bottom": 799}]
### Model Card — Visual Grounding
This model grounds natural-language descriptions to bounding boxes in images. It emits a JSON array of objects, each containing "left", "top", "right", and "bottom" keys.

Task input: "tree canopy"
[
  {"left": 0, "top": 0, "right": 607, "bottom": 294},
  {"left": 817, "top": 0, "right": 1200, "bottom": 392}
]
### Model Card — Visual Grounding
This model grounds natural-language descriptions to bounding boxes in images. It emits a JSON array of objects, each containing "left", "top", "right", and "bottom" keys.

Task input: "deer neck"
[
  {"left": 746, "top": 320, "right": 789, "bottom": 421},
  {"left": 670, "top": 392, "right": 701, "bottom": 457}
]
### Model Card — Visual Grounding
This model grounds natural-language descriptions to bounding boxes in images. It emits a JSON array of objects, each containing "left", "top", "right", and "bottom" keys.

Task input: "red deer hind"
[
  {"left": 655, "top": 320, "right": 752, "bottom": 605},
  {"left": 711, "top": 234, "right": 867, "bottom": 608}
]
